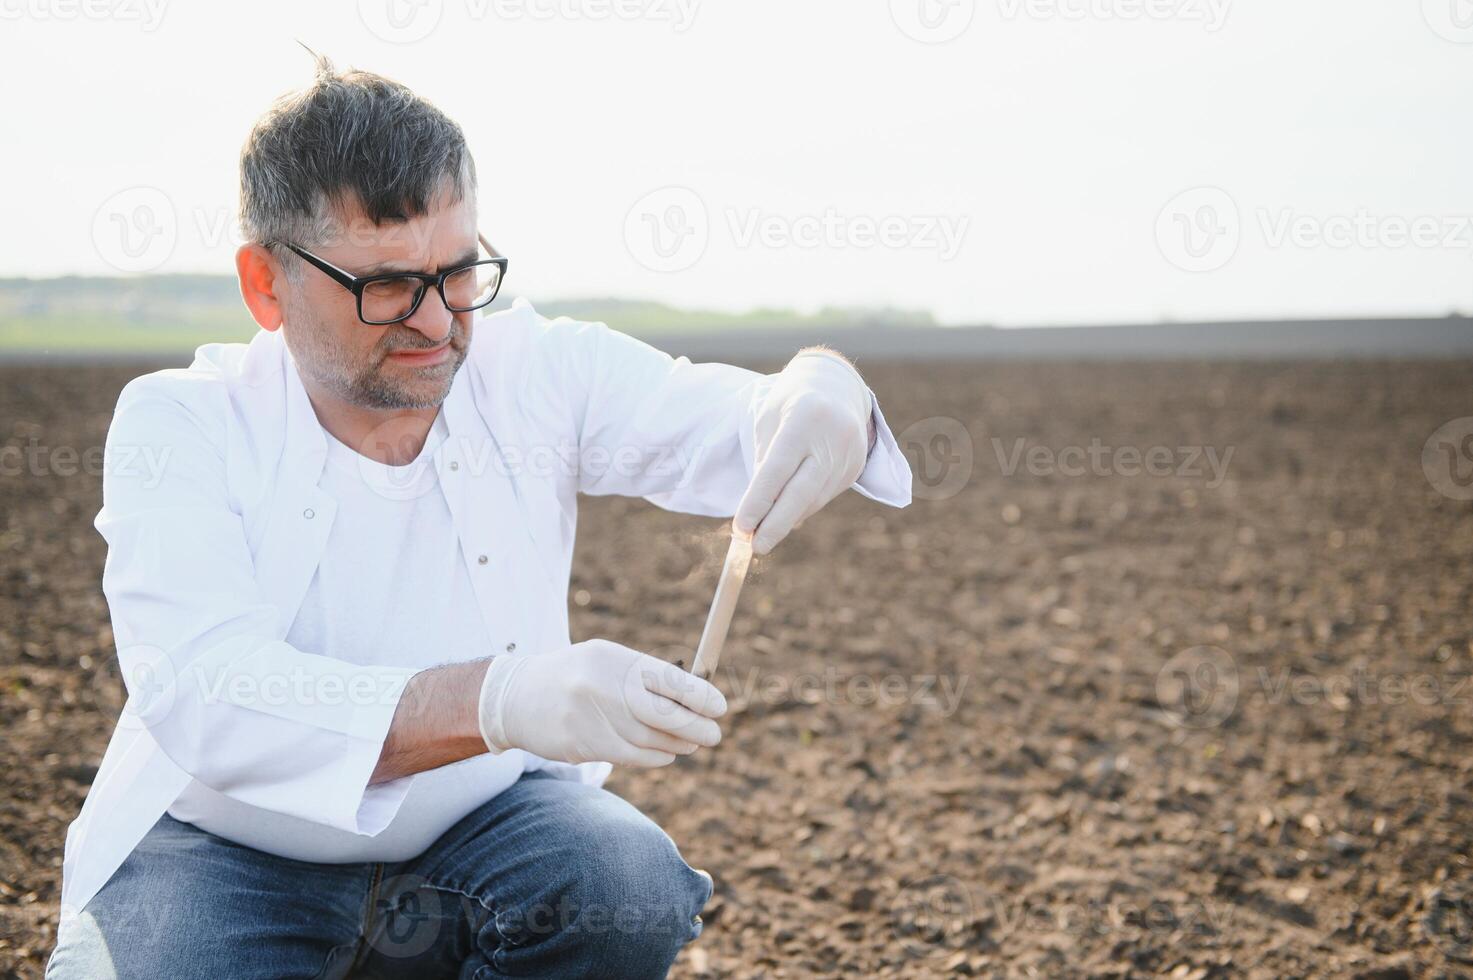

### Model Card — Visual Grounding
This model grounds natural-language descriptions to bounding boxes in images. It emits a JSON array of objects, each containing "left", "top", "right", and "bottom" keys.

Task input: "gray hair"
[{"left": 239, "top": 54, "right": 476, "bottom": 267}]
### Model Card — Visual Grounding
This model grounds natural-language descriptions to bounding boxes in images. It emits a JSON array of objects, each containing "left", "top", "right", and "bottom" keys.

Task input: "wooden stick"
[{"left": 688, "top": 534, "right": 754, "bottom": 681}]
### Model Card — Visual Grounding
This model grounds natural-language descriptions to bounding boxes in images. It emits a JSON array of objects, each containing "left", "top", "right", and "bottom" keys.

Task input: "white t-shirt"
[{"left": 166, "top": 410, "right": 528, "bottom": 862}]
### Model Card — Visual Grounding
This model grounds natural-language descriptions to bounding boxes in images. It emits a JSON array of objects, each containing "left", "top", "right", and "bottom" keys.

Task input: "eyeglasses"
[{"left": 268, "top": 233, "right": 508, "bottom": 326}]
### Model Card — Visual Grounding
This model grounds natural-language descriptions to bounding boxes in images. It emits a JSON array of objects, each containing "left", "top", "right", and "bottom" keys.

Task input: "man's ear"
[{"left": 236, "top": 243, "right": 286, "bottom": 333}]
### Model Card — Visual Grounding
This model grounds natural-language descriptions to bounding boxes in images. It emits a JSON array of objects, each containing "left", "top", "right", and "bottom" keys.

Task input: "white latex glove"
[
  {"left": 734, "top": 351, "right": 875, "bottom": 555},
  {"left": 477, "top": 639, "right": 728, "bottom": 768}
]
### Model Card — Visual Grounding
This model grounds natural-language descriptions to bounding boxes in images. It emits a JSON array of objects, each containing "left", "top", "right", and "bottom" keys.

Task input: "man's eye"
[{"left": 363, "top": 278, "right": 418, "bottom": 297}]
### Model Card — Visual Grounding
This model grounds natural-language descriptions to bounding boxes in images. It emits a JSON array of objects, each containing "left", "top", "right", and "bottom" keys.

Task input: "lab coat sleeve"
[
  {"left": 93, "top": 376, "right": 421, "bottom": 835},
  {"left": 534, "top": 314, "right": 912, "bottom": 513}
]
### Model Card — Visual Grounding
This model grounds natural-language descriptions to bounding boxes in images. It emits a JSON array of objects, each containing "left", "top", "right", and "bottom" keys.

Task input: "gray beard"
[
  {"left": 285, "top": 306, "right": 468, "bottom": 410},
  {"left": 340, "top": 343, "right": 467, "bottom": 409}
]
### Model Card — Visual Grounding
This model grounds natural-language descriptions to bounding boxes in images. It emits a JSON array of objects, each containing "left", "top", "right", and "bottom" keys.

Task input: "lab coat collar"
[
  {"left": 250, "top": 333, "right": 336, "bottom": 638},
  {"left": 281, "top": 338, "right": 330, "bottom": 484},
  {"left": 272, "top": 326, "right": 480, "bottom": 482},
  {"left": 251, "top": 331, "right": 493, "bottom": 640}
]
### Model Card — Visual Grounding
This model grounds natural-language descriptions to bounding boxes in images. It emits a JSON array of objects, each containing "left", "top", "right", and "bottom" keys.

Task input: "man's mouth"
[{"left": 386, "top": 342, "right": 453, "bottom": 367}]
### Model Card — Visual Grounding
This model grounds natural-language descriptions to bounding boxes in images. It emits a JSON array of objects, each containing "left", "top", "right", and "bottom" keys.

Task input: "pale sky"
[{"left": 3, "top": 0, "right": 1471, "bottom": 326}]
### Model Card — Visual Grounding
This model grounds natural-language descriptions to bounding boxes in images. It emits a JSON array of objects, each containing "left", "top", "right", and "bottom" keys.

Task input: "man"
[{"left": 47, "top": 58, "right": 911, "bottom": 979}]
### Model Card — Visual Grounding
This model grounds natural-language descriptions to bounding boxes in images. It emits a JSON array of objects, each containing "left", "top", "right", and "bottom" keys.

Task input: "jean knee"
[
  {"left": 560, "top": 820, "right": 711, "bottom": 970},
  {"left": 45, "top": 909, "right": 116, "bottom": 980}
]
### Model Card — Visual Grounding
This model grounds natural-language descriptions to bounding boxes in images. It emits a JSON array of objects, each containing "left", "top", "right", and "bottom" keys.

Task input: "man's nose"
[{"left": 403, "top": 286, "right": 454, "bottom": 342}]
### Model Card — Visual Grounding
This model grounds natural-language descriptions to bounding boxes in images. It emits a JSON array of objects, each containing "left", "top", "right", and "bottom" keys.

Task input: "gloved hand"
[
  {"left": 477, "top": 639, "right": 727, "bottom": 768},
  {"left": 734, "top": 350, "right": 875, "bottom": 555}
]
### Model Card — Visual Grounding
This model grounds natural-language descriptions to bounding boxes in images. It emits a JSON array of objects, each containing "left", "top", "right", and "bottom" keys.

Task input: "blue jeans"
[{"left": 46, "top": 771, "right": 712, "bottom": 979}]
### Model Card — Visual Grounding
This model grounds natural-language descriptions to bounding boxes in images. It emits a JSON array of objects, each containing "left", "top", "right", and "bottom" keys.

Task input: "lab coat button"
[
  {"left": 506, "top": 642, "right": 516, "bottom": 653},
  {"left": 303, "top": 508, "right": 315, "bottom": 520},
  {"left": 477, "top": 554, "right": 489, "bottom": 565},
  {"left": 449, "top": 461, "right": 460, "bottom": 471}
]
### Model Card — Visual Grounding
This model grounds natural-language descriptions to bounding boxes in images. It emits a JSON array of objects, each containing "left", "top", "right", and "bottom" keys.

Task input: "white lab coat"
[{"left": 59, "top": 297, "right": 912, "bottom": 916}]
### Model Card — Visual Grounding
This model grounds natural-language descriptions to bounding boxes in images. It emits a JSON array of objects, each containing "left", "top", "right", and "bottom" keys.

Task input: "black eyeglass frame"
[{"left": 266, "top": 233, "right": 509, "bottom": 326}]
